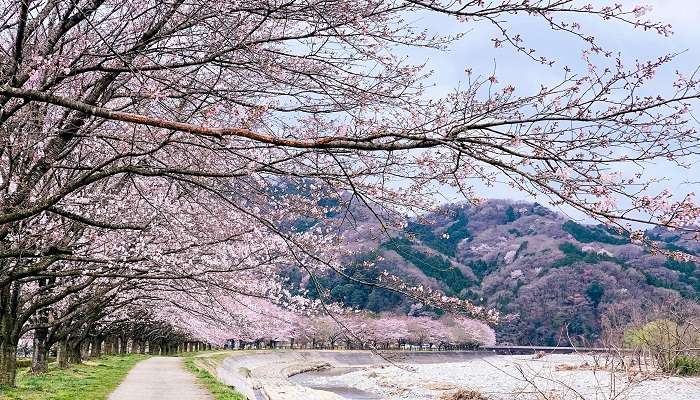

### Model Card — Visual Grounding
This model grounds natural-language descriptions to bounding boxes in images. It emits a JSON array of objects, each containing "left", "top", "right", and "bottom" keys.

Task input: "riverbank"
[
  {"left": 307, "top": 353, "right": 700, "bottom": 400},
  {"left": 185, "top": 353, "right": 247, "bottom": 400},
  {"left": 215, "top": 350, "right": 383, "bottom": 399},
  {"left": 215, "top": 350, "right": 700, "bottom": 400},
  {"left": 214, "top": 350, "right": 501, "bottom": 400}
]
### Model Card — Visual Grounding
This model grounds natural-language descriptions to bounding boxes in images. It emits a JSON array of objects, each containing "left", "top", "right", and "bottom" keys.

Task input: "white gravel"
[{"left": 311, "top": 354, "right": 700, "bottom": 400}]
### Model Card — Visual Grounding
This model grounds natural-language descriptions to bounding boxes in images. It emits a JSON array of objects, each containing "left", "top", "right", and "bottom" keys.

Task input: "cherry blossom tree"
[{"left": 0, "top": 0, "right": 699, "bottom": 386}]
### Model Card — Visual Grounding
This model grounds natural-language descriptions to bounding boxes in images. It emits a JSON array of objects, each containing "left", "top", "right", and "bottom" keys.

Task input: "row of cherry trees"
[
  {"left": 18, "top": 283, "right": 219, "bottom": 372},
  {"left": 1, "top": 0, "right": 700, "bottom": 388},
  {"left": 179, "top": 296, "right": 496, "bottom": 351},
  {"left": 230, "top": 314, "right": 497, "bottom": 351},
  {"left": 24, "top": 306, "right": 212, "bottom": 370}
]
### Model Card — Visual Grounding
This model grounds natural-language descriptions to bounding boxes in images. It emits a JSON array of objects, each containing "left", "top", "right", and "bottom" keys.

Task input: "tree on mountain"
[
  {"left": 586, "top": 281, "right": 605, "bottom": 309},
  {"left": 505, "top": 206, "right": 520, "bottom": 223}
]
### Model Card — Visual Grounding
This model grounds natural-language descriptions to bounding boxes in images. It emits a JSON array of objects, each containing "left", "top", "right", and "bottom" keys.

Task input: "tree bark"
[
  {"left": 31, "top": 325, "right": 49, "bottom": 374},
  {"left": 119, "top": 336, "right": 128, "bottom": 354},
  {"left": 90, "top": 337, "right": 102, "bottom": 358},
  {"left": 104, "top": 336, "right": 116, "bottom": 355},
  {"left": 0, "top": 339, "right": 17, "bottom": 386},
  {"left": 0, "top": 340, "right": 16, "bottom": 386},
  {"left": 80, "top": 341, "right": 90, "bottom": 360},
  {"left": 103, "top": 337, "right": 111, "bottom": 355},
  {"left": 57, "top": 339, "right": 69, "bottom": 368},
  {"left": 0, "top": 283, "right": 19, "bottom": 386},
  {"left": 66, "top": 339, "right": 82, "bottom": 365},
  {"left": 31, "top": 284, "right": 50, "bottom": 374}
]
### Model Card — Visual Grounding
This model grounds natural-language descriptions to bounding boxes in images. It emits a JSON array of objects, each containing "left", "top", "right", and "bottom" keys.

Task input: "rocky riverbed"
[
  {"left": 305, "top": 354, "right": 700, "bottom": 400},
  {"left": 216, "top": 351, "right": 700, "bottom": 400}
]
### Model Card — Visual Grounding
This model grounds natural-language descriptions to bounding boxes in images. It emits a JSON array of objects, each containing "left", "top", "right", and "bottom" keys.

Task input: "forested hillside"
[{"left": 291, "top": 199, "right": 700, "bottom": 346}]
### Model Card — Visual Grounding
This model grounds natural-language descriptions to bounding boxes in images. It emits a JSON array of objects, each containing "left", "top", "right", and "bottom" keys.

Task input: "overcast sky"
[{"left": 406, "top": 1, "right": 700, "bottom": 222}]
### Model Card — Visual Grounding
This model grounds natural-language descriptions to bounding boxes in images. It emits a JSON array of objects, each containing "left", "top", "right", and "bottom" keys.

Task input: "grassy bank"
[
  {"left": 0, "top": 354, "right": 146, "bottom": 400},
  {"left": 184, "top": 352, "right": 246, "bottom": 400}
]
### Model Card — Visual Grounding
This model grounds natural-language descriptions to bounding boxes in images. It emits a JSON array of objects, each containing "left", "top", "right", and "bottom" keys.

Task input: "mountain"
[{"left": 286, "top": 198, "right": 700, "bottom": 346}]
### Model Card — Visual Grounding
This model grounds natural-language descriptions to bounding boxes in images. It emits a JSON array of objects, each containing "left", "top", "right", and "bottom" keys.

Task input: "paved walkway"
[{"left": 109, "top": 357, "right": 213, "bottom": 400}]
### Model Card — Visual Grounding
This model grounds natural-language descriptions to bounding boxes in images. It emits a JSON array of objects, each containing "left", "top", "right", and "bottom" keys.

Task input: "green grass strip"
[
  {"left": 184, "top": 356, "right": 246, "bottom": 400},
  {"left": 0, "top": 354, "right": 146, "bottom": 400}
]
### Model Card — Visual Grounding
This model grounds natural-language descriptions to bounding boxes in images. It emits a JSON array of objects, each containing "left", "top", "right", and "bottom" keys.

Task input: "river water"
[{"left": 290, "top": 367, "right": 381, "bottom": 399}]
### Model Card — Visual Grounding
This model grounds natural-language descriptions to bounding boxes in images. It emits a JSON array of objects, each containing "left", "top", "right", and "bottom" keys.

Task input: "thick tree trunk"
[
  {"left": 104, "top": 336, "right": 116, "bottom": 355},
  {"left": 31, "top": 297, "right": 50, "bottom": 373},
  {"left": 103, "top": 337, "right": 111, "bottom": 355},
  {"left": 119, "top": 336, "right": 128, "bottom": 354},
  {"left": 80, "top": 341, "right": 90, "bottom": 360},
  {"left": 90, "top": 337, "right": 102, "bottom": 358},
  {"left": 66, "top": 340, "right": 82, "bottom": 365},
  {"left": 57, "top": 339, "right": 69, "bottom": 368},
  {"left": 31, "top": 325, "right": 49, "bottom": 374},
  {"left": 0, "top": 283, "right": 19, "bottom": 386},
  {"left": 0, "top": 339, "right": 17, "bottom": 386}
]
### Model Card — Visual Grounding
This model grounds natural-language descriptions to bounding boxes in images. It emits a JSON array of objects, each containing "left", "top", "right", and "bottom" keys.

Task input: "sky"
[{"left": 403, "top": 1, "right": 700, "bottom": 223}]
